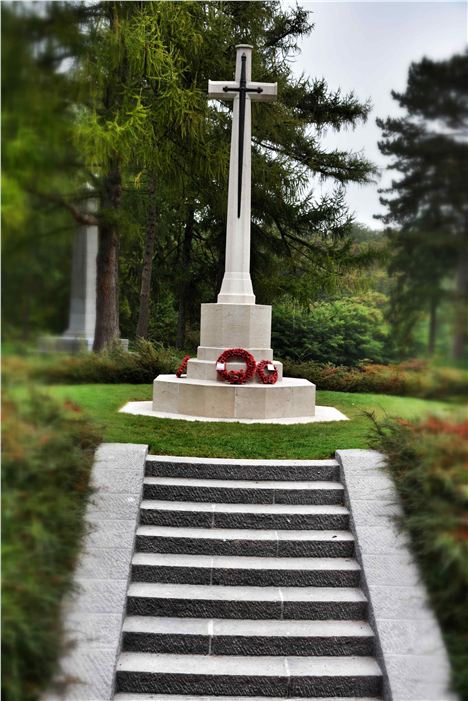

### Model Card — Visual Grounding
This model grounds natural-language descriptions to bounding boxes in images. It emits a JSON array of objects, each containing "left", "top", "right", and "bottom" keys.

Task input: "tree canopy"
[
  {"left": 377, "top": 52, "right": 468, "bottom": 359},
  {"left": 2, "top": 0, "right": 375, "bottom": 349}
]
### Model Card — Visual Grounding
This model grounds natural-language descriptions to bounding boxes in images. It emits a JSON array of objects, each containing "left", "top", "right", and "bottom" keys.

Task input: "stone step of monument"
[
  {"left": 131, "top": 552, "right": 361, "bottom": 588},
  {"left": 142, "top": 476, "right": 344, "bottom": 505},
  {"left": 126, "top": 582, "right": 368, "bottom": 620},
  {"left": 139, "top": 500, "right": 350, "bottom": 531},
  {"left": 121, "top": 616, "right": 375, "bottom": 656},
  {"left": 114, "top": 695, "right": 383, "bottom": 701},
  {"left": 135, "top": 525, "right": 355, "bottom": 558},
  {"left": 145, "top": 456, "right": 341, "bottom": 482},
  {"left": 115, "top": 653, "right": 383, "bottom": 696}
]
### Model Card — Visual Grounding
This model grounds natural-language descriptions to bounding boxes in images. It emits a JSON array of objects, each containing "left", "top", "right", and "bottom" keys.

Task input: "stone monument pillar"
[
  {"left": 39, "top": 199, "right": 128, "bottom": 353},
  {"left": 152, "top": 45, "right": 316, "bottom": 420},
  {"left": 61, "top": 201, "right": 98, "bottom": 350}
]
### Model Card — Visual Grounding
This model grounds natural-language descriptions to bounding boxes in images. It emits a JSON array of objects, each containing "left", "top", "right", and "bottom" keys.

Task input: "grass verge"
[{"left": 45, "top": 383, "right": 454, "bottom": 459}]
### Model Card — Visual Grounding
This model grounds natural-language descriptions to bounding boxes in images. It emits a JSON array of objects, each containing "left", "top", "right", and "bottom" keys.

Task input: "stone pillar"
[{"left": 62, "top": 203, "right": 98, "bottom": 350}]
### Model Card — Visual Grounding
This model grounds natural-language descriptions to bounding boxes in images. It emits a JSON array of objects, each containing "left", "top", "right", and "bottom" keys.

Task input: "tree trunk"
[
  {"left": 453, "top": 248, "right": 468, "bottom": 361},
  {"left": 93, "top": 163, "right": 121, "bottom": 351},
  {"left": 176, "top": 206, "right": 195, "bottom": 349},
  {"left": 136, "top": 177, "right": 158, "bottom": 339},
  {"left": 428, "top": 296, "right": 438, "bottom": 357}
]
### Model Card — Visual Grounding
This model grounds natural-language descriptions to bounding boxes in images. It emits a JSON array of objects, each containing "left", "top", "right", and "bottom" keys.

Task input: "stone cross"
[{"left": 208, "top": 45, "right": 277, "bottom": 304}]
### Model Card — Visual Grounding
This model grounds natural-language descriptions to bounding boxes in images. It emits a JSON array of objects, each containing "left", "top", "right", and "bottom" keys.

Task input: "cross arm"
[
  {"left": 249, "top": 82, "right": 278, "bottom": 102},
  {"left": 208, "top": 80, "right": 237, "bottom": 101}
]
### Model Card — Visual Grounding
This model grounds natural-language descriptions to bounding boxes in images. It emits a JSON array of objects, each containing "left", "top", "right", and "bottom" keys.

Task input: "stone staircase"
[{"left": 114, "top": 457, "right": 383, "bottom": 699}]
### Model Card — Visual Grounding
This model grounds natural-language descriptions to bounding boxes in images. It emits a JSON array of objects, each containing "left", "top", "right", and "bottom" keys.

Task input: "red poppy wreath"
[
  {"left": 176, "top": 354, "right": 190, "bottom": 378},
  {"left": 256, "top": 359, "right": 279, "bottom": 385},
  {"left": 216, "top": 348, "right": 256, "bottom": 385}
]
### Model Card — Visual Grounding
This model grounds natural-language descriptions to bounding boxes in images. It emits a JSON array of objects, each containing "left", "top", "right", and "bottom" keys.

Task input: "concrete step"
[
  {"left": 115, "top": 652, "right": 382, "bottom": 696},
  {"left": 121, "top": 616, "right": 375, "bottom": 656},
  {"left": 115, "top": 695, "right": 382, "bottom": 701},
  {"left": 143, "top": 477, "right": 344, "bottom": 505},
  {"left": 135, "top": 525, "right": 354, "bottom": 558},
  {"left": 127, "top": 582, "right": 368, "bottom": 620},
  {"left": 145, "top": 456, "right": 341, "bottom": 482},
  {"left": 131, "top": 553, "right": 361, "bottom": 587},
  {"left": 139, "top": 500, "right": 350, "bottom": 531}
]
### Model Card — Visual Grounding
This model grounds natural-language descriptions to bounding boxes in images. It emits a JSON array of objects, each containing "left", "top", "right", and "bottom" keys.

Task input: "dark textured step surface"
[
  {"left": 143, "top": 477, "right": 344, "bottom": 505},
  {"left": 140, "top": 500, "right": 350, "bottom": 531},
  {"left": 135, "top": 525, "right": 355, "bottom": 558},
  {"left": 126, "top": 582, "right": 368, "bottom": 620},
  {"left": 131, "top": 553, "right": 361, "bottom": 587},
  {"left": 116, "top": 653, "right": 382, "bottom": 697},
  {"left": 122, "top": 616, "right": 375, "bottom": 656},
  {"left": 145, "top": 457, "right": 341, "bottom": 482},
  {"left": 114, "top": 694, "right": 382, "bottom": 701}
]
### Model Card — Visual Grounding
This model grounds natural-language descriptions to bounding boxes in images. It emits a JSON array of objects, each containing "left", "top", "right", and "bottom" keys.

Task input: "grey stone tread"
[
  {"left": 122, "top": 616, "right": 373, "bottom": 638},
  {"left": 117, "top": 652, "right": 382, "bottom": 677},
  {"left": 144, "top": 477, "right": 343, "bottom": 490},
  {"left": 128, "top": 582, "right": 366, "bottom": 602},
  {"left": 136, "top": 526, "right": 354, "bottom": 542},
  {"left": 146, "top": 456, "right": 339, "bottom": 467},
  {"left": 140, "top": 500, "right": 349, "bottom": 515},
  {"left": 132, "top": 553, "right": 360, "bottom": 571}
]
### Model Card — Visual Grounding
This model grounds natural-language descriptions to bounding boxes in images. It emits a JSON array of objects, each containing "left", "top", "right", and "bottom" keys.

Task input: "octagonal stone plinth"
[{"left": 152, "top": 375, "right": 315, "bottom": 421}]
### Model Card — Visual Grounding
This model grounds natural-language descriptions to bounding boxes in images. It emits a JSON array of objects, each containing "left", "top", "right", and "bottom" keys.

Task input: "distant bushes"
[
  {"left": 4, "top": 338, "right": 465, "bottom": 401},
  {"left": 31, "top": 339, "right": 180, "bottom": 385},
  {"left": 371, "top": 414, "right": 468, "bottom": 697},
  {"left": 272, "top": 294, "right": 390, "bottom": 366},
  {"left": 1, "top": 383, "right": 101, "bottom": 701},
  {"left": 281, "top": 359, "right": 468, "bottom": 401}
]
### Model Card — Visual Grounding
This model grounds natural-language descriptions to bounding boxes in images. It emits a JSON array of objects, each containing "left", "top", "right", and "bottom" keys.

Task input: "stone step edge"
[
  {"left": 144, "top": 476, "right": 344, "bottom": 490},
  {"left": 140, "top": 500, "right": 349, "bottom": 515},
  {"left": 136, "top": 525, "right": 354, "bottom": 541},
  {"left": 127, "top": 582, "right": 367, "bottom": 603},
  {"left": 147, "top": 455, "right": 339, "bottom": 467},
  {"left": 122, "top": 616, "right": 374, "bottom": 638},
  {"left": 132, "top": 552, "right": 360, "bottom": 571},
  {"left": 116, "top": 652, "right": 382, "bottom": 677}
]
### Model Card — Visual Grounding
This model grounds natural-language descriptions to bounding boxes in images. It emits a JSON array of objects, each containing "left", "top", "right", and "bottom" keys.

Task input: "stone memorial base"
[
  {"left": 153, "top": 375, "right": 315, "bottom": 421},
  {"left": 147, "top": 301, "right": 324, "bottom": 423}
]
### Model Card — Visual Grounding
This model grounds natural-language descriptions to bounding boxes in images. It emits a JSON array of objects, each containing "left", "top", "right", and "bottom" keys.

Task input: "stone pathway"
[{"left": 113, "top": 456, "right": 383, "bottom": 699}]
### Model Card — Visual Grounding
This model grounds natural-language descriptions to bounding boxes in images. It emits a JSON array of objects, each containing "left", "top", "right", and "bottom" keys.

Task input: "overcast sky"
[{"left": 286, "top": 1, "right": 467, "bottom": 229}]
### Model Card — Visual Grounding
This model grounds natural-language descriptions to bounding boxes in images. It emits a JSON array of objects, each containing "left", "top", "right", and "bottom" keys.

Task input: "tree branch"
[{"left": 29, "top": 189, "right": 98, "bottom": 225}]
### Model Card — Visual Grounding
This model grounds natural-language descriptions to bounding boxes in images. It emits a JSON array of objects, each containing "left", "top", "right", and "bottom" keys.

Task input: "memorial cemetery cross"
[{"left": 208, "top": 45, "right": 277, "bottom": 305}]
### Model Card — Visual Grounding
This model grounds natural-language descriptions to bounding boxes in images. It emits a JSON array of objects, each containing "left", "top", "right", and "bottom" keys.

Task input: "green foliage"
[
  {"left": 28, "top": 339, "right": 181, "bottom": 385},
  {"left": 2, "top": 1, "right": 376, "bottom": 345},
  {"left": 1, "top": 2, "right": 80, "bottom": 338},
  {"left": 272, "top": 293, "right": 389, "bottom": 365},
  {"left": 370, "top": 414, "right": 468, "bottom": 697},
  {"left": 1, "top": 382, "right": 101, "bottom": 701},
  {"left": 8, "top": 341, "right": 467, "bottom": 400},
  {"left": 377, "top": 52, "right": 468, "bottom": 359},
  {"left": 281, "top": 359, "right": 468, "bottom": 401}
]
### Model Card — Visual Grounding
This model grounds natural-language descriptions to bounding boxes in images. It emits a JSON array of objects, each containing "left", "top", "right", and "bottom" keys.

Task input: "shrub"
[
  {"left": 30, "top": 338, "right": 180, "bottom": 384},
  {"left": 1, "top": 383, "right": 101, "bottom": 701},
  {"left": 371, "top": 414, "right": 468, "bottom": 698},
  {"left": 281, "top": 359, "right": 468, "bottom": 401},
  {"left": 272, "top": 294, "right": 389, "bottom": 366}
]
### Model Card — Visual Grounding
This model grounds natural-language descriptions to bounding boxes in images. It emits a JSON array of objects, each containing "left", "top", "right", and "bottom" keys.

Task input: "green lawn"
[{"left": 46, "top": 384, "right": 454, "bottom": 459}]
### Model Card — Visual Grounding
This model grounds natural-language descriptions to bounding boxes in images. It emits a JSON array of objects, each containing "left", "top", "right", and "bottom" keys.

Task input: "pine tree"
[{"left": 377, "top": 52, "right": 468, "bottom": 359}]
